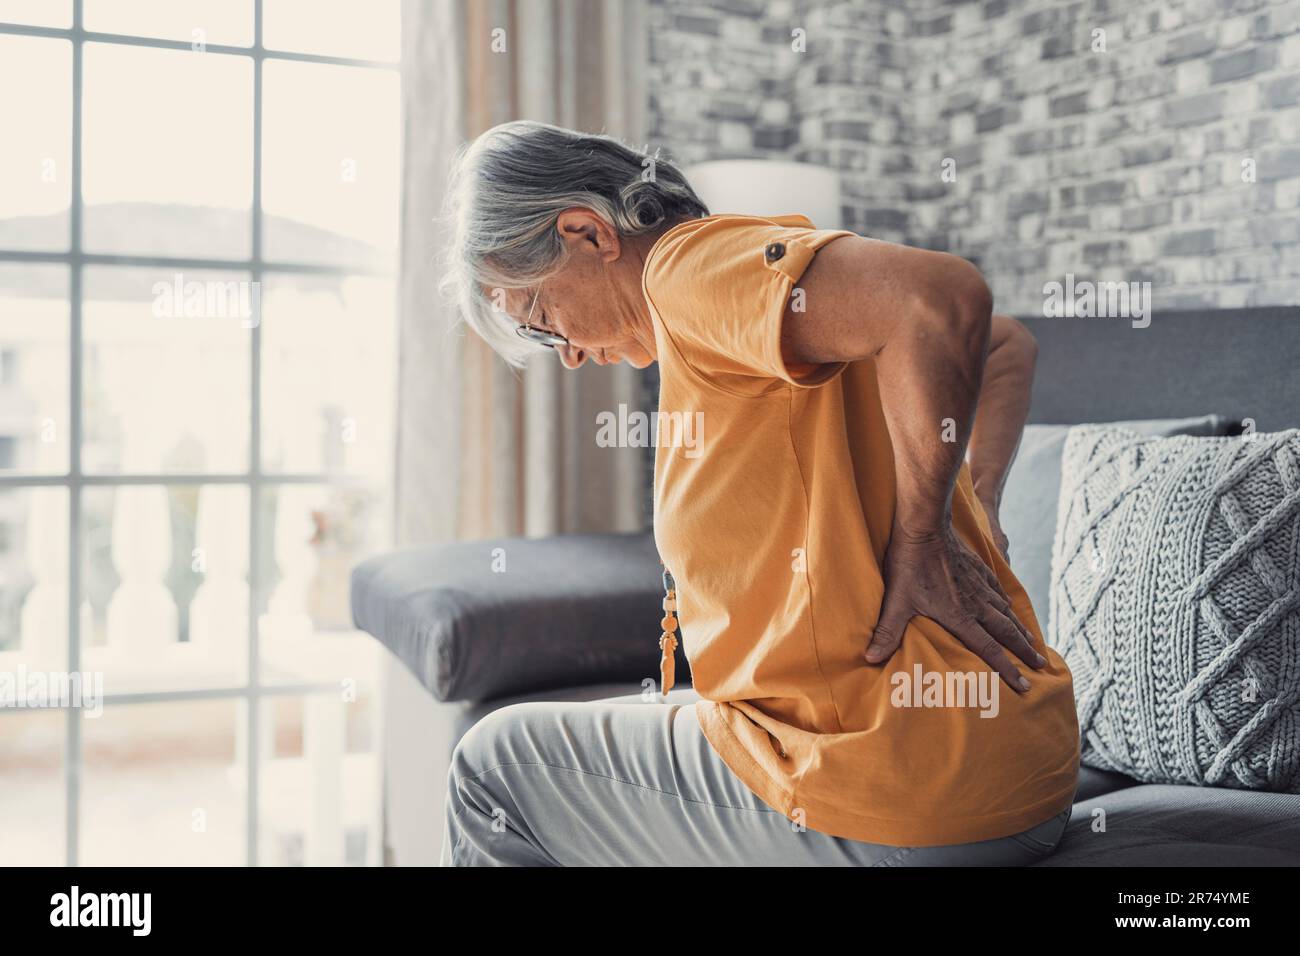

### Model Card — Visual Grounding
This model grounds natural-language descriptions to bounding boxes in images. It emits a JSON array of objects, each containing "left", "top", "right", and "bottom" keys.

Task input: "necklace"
[{"left": 658, "top": 562, "right": 679, "bottom": 695}]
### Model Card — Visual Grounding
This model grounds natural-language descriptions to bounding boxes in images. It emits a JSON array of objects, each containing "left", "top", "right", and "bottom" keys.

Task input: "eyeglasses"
[{"left": 514, "top": 286, "right": 568, "bottom": 349}]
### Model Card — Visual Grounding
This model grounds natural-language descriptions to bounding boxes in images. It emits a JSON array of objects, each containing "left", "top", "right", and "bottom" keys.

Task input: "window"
[{"left": 0, "top": 0, "right": 400, "bottom": 866}]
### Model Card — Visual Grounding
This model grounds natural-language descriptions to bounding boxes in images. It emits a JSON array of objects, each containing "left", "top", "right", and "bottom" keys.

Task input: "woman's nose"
[{"left": 558, "top": 346, "right": 586, "bottom": 369}]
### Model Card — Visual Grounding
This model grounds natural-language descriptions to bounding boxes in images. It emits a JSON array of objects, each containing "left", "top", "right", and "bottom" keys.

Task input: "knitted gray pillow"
[{"left": 1050, "top": 425, "right": 1300, "bottom": 792}]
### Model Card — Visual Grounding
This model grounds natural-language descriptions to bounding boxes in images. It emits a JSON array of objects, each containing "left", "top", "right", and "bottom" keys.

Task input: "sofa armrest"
[{"left": 351, "top": 531, "right": 684, "bottom": 704}]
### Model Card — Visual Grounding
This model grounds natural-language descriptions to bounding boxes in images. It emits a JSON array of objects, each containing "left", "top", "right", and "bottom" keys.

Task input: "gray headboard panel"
[{"left": 1018, "top": 307, "right": 1300, "bottom": 431}]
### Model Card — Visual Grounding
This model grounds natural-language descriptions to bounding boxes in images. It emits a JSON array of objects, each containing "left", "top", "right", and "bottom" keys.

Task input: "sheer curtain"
[{"left": 396, "top": 0, "right": 650, "bottom": 546}]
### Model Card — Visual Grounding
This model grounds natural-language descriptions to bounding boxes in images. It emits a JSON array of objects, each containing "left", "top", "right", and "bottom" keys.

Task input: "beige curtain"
[{"left": 396, "top": 0, "right": 650, "bottom": 546}]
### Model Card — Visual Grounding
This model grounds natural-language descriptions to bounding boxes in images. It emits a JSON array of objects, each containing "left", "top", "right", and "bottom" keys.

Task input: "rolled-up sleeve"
[{"left": 643, "top": 215, "right": 856, "bottom": 392}]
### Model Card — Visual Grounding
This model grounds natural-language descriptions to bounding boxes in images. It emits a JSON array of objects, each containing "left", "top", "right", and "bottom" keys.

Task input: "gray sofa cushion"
[
  {"left": 1035, "top": 784, "right": 1300, "bottom": 866},
  {"left": 351, "top": 531, "right": 681, "bottom": 704},
  {"left": 1073, "top": 765, "right": 1141, "bottom": 803},
  {"left": 1000, "top": 415, "right": 1232, "bottom": 631},
  {"left": 1052, "top": 426, "right": 1300, "bottom": 791}
]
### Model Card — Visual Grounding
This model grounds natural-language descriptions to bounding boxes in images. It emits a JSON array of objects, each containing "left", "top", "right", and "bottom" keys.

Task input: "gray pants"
[{"left": 441, "top": 689, "right": 1073, "bottom": 866}]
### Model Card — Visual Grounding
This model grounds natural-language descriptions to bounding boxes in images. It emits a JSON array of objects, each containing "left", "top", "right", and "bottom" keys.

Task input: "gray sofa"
[{"left": 353, "top": 305, "right": 1300, "bottom": 866}]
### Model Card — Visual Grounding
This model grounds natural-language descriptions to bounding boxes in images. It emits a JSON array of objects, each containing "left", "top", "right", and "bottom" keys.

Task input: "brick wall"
[
  {"left": 646, "top": 0, "right": 1300, "bottom": 312},
  {"left": 639, "top": 0, "right": 1299, "bottom": 527}
]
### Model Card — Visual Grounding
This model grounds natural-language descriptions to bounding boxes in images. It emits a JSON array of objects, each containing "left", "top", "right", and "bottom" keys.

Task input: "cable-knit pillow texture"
[{"left": 1051, "top": 425, "right": 1300, "bottom": 791}]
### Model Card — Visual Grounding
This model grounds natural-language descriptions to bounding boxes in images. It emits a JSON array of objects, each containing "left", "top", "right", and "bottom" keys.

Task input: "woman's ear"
[{"left": 556, "top": 208, "right": 620, "bottom": 260}]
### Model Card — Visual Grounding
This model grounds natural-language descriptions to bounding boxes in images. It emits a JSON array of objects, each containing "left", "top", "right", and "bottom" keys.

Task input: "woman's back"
[{"left": 645, "top": 213, "right": 1080, "bottom": 846}]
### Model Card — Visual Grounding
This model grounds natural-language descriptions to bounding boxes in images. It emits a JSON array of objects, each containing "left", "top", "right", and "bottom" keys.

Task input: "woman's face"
[{"left": 490, "top": 209, "right": 657, "bottom": 370}]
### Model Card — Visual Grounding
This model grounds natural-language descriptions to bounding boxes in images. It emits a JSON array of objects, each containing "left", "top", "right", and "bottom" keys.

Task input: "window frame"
[{"left": 0, "top": 0, "right": 400, "bottom": 866}]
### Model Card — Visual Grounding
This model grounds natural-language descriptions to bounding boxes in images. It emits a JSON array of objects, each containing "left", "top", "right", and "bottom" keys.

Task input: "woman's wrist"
[
  {"left": 971, "top": 476, "right": 1002, "bottom": 515},
  {"left": 891, "top": 499, "right": 956, "bottom": 544}
]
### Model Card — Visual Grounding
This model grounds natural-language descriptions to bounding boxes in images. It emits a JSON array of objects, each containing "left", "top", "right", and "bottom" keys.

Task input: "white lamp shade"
[{"left": 684, "top": 160, "right": 843, "bottom": 230}]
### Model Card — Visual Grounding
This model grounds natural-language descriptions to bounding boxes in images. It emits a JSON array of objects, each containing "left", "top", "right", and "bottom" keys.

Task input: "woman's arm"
[
  {"left": 780, "top": 237, "right": 990, "bottom": 531},
  {"left": 781, "top": 236, "right": 1044, "bottom": 691},
  {"left": 966, "top": 314, "right": 1038, "bottom": 559}
]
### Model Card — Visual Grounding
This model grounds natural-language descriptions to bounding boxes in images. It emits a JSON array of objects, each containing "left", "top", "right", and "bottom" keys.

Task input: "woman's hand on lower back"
[{"left": 864, "top": 521, "right": 1046, "bottom": 692}]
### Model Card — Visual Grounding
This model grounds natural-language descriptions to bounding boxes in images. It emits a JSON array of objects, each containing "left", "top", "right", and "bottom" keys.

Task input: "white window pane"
[
  {"left": 83, "top": 266, "right": 251, "bottom": 473},
  {"left": 81, "top": 700, "right": 245, "bottom": 865},
  {"left": 260, "top": 274, "right": 396, "bottom": 475},
  {"left": 82, "top": 44, "right": 253, "bottom": 258},
  {"left": 84, "top": 0, "right": 253, "bottom": 47},
  {"left": 0, "top": 0, "right": 71, "bottom": 28},
  {"left": 81, "top": 483, "right": 250, "bottom": 694},
  {"left": 262, "top": 60, "right": 399, "bottom": 267},
  {"left": 0, "top": 264, "right": 70, "bottom": 473},
  {"left": 258, "top": 482, "right": 387, "bottom": 678},
  {"left": 263, "top": 0, "right": 399, "bottom": 63},
  {"left": 0, "top": 709, "right": 65, "bottom": 865},
  {"left": 0, "top": 485, "right": 69, "bottom": 667},
  {"left": 259, "top": 692, "right": 381, "bottom": 865},
  {"left": 0, "top": 36, "right": 72, "bottom": 251}
]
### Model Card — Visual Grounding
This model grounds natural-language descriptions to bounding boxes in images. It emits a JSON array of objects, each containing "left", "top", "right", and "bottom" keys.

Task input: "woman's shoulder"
[
  {"left": 648, "top": 212, "right": 817, "bottom": 262},
  {"left": 642, "top": 213, "right": 820, "bottom": 305}
]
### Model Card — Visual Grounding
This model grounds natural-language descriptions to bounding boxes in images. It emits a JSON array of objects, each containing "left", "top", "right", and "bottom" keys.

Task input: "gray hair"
[{"left": 437, "top": 120, "right": 709, "bottom": 367}]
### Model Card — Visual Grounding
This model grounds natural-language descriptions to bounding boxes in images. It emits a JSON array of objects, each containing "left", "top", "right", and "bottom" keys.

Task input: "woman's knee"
[
  {"left": 449, "top": 701, "right": 550, "bottom": 785},
  {"left": 444, "top": 703, "right": 562, "bottom": 867}
]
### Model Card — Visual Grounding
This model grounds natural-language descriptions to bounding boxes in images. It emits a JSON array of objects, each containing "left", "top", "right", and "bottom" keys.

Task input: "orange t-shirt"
[{"left": 643, "top": 213, "right": 1080, "bottom": 847}]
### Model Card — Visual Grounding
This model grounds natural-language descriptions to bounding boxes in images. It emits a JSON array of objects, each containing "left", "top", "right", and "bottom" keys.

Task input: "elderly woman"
[{"left": 438, "top": 120, "right": 1080, "bottom": 866}]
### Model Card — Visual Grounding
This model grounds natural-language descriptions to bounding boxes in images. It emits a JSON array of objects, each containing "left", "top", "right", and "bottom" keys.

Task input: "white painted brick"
[
  {"left": 1248, "top": 279, "right": 1300, "bottom": 305},
  {"left": 1017, "top": 214, "right": 1045, "bottom": 242},
  {"left": 1092, "top": 206, "right": 1125, "bottom": 231},
  {"left": 1181, "top": 0, "right": 1224, "bottom": 26},
  {"left": 953, "top": 4, "right": 982, "bottom": 34},
  {"left": 1123, "top": 10, "right": 1155, "bottom": 40},
  {"left": 1021, "top": 93, "right": 1048, "bottom": 123},
  {"left": 1218, "top": 285, "right": 1251, "bottom": 308},
  {"left": 1158, "top": 6, "right": 1184, "bottom": 31},
  {"left": 1275, "top": 176, "right": 1300, "bottom": 209},
  {"left": 1219, "top": 221, "right": 1255, "bottom": 250},
  {"left": 1094, "top": 144, "right": 1123, "bottom": 174},
  {"left": 1218, "top": 16, "right": 1251, "bottom": 47},
  {"left": 1089, "top": 78, "right": 1118, "bottom": 110},
  {"left": 721, "top": 18, "right": 761, "bottom": 46},
  {"left": 1281, "top": 34, "right": 1300, "bottom": 69},
  {"left": 1275, "top": 106, "right": 1300, "bottom": 141},
  {"left": 1128, "top": 233, "right": 1159, "bottom": 261},
  {"left": 1269, "top": 0, "right": 1300, "bottom": 35},
  {"left": 1177, "top": 127, "right": 1210, "bottom": 159},
  {"left": 1196, "top": 191, "right": 1237, "bottom": 222},
  {"left": 951, "top": 111, "right": 976, "bottom": 140},
  {"left": 1020, "top": 155, "right": 1051, "bottom": 181},
  {"left": 1175, "top": 60, "right": 1211, "bottom": 93},
  {"left": 1225, "top": 83, "right": 1260, "bottom": 115},
  {"left": 757, "top": 97, "right": 790, "bottom": 125},
  {"left": 1132, "top": 168, "right": 1163, "bottom": 200},
  {"left": 1172, "top": 258, "right": 1211, "bottom": 283},
  {"left": 719, "top": 121, "right": 752, "bottom": 151},
  {"left": 1048, "top": 243, "right": 1084, "bottom": 275}
]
